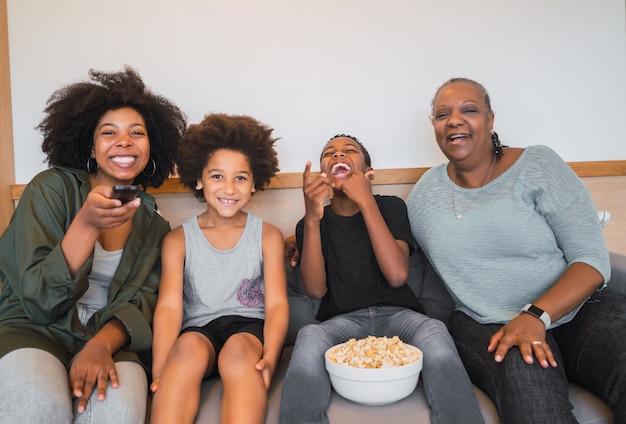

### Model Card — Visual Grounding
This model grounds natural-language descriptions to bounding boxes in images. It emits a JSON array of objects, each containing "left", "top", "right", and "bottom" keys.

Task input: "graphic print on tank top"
[{"left": 237, "top": 277, "right": 264, "bottom": 307}]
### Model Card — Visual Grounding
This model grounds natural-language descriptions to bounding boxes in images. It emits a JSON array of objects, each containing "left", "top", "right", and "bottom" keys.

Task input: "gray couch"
[{"left": 195, "top": 251, "right": 626, "bottom": 423}]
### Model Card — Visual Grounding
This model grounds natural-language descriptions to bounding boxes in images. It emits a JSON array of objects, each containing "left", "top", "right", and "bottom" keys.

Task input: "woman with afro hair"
[{"left": 0, "top": 66, "right": 186, "bottom": 423}]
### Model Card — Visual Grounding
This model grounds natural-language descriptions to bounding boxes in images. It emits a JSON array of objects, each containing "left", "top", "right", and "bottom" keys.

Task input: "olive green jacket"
[{"left": 0, "top": 167, "right": 170, "bottom": 366}]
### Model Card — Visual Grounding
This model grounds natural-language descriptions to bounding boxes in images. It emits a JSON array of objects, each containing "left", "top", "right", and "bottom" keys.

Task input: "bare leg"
[
  {"left": 150, "top": 332, "right": 216, "bottom": 424},
  {"left": 218, "top": 333, "right": 266, "bottom": 424}
]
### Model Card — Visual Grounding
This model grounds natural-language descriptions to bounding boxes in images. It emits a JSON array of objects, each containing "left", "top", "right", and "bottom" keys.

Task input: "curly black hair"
[
  {"left": 177, "top": 113, "right": 280, "bottom": 201},
  {"left": 38, "top": 66, "right": 187, "bottom": 188}
]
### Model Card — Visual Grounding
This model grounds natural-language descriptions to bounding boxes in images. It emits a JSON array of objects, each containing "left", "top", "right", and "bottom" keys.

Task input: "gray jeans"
[
  {"left": 0, "top": 348, "right": 147, "bottom": 424},
  {"left": 279, "top": 306, "right": 484, "bottom": 424}
]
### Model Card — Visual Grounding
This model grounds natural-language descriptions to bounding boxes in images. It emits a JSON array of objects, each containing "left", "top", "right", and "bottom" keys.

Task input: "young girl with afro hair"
[{"left": 151, "top": 113, "right": 288, "bottom": 424}]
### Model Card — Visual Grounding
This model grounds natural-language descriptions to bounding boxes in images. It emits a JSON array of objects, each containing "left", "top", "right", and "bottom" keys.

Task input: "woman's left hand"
[
  {"left": 69, "top": 342, "right": 119, "bottom": 413},
  {"left": 488, "top": 313, "right": 558, "bottom": 368}
]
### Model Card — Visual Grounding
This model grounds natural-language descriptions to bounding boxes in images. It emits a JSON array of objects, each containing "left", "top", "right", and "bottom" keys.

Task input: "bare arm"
[
  {"left": 300, "top": 162, "right": 334, "bottom": 299},
  {"left": 150, "top": 227, "right": 186, "bottom": 392},
  {"left": 340, "top": 170, "right": 409, "bottom": 286},
  {"left": 255, "top": 223, "right": 289, "bottom": 388}
]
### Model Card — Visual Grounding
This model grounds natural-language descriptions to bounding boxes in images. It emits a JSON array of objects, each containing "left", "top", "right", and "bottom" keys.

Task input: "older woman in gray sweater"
[{"left": 407, "top": 77, "right": 624, "bottom": 423}]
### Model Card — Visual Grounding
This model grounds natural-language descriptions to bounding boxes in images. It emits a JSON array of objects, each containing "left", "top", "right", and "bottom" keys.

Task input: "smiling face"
[
  {"left": 195, "top": 148, "right": 256, "bottom": 219},
  {"left": 91, "top": 107, "right": 150, "bottom": 186},
  {"left": 320, "top": 137, "right": 369, "bottom": 183},
  {"left": 431, "top": 81, "right": 494, "bottom": 164}
]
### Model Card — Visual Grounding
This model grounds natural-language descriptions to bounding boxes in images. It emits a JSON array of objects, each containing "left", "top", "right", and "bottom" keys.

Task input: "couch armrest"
[{"left": 608, "top": 252, "right": 626, "bottom": 295}]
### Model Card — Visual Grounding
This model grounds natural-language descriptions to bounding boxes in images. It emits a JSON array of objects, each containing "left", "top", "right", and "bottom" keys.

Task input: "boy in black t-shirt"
[{"left": 279, "top": 135, "right": 484, "bottom": 424}]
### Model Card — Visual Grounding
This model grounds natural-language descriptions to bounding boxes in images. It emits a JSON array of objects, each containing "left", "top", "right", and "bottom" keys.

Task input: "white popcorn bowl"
[{"left": 324, "top": 343, "right": 423, "bottom": 406}]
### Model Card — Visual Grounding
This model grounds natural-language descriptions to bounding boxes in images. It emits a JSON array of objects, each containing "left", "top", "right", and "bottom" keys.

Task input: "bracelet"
[{"left": 521, "top": 304, "right": 551, "bottom": 329}]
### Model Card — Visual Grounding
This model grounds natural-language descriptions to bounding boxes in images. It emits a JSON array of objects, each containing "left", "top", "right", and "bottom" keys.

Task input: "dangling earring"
[
  {"left": 491, "top": 130, "right": 504, "bottom": 158},
  {"left": 143, "top": 157, "right": 156, "bottom": 177},
  {"left": 86, "top": 156, "right": 98, "bottom": 174}
]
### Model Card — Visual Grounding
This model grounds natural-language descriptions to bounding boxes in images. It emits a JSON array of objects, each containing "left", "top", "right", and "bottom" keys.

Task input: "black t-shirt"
[{"left": 296, "top": 195, "right": 424, "bottom": 321}]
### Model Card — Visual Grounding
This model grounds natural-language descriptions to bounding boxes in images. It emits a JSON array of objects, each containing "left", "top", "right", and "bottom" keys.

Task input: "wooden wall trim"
[
  {"left": 0, "top": 0, "right": 16, "bottom": 232},
  {"left": 569, "top": 161, "right": 626, "bottom": 177},
  {"left": 10, "top": 160, "right": 626, "bottom": 200}
]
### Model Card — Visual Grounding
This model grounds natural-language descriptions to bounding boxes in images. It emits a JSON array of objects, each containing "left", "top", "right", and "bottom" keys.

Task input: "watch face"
[
  {"left": 524, "top": 304, "right": 550, "bottom": 328},
  {"left": 528, "top": 305, "right": 544, "bottom": 316}
]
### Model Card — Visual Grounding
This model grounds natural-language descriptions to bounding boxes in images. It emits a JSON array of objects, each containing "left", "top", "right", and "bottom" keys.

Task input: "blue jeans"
[
  {"left": 279, "top": 306, "right": 484, "bottom": 424},
  {"left": 449, "top": 288, "right": 626, "bottom": 424}
]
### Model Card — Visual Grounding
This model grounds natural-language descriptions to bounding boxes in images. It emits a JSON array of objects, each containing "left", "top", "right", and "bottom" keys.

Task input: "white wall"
[{"left": 7, "top": 0, "right": 626, "bottom": 184}]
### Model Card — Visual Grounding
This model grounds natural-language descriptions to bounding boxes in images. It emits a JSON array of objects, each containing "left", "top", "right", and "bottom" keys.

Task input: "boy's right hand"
[{"left": 302, "top": 161, "right": 333, "bottom": 222}]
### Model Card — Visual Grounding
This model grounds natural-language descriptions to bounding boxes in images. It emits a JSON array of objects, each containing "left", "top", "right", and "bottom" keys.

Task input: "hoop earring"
[
  {"left": 143, "top": 157, "right": 156, "bottom": 177},
  {"left": 86, "top": 157, "right": 98, "bottom": 174},
  {"left": 491, "top": 131, "right": 504, "bottom": 158}
]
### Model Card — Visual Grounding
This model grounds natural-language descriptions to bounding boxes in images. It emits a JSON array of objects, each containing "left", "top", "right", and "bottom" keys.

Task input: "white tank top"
[{"left": 77, "top": 242, "right": 122, "bottom": 326}]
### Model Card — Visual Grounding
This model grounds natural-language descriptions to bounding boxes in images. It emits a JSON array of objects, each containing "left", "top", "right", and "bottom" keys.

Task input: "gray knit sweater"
[{"left": 406, "top": 145, "right": 610, "bottom": 327}]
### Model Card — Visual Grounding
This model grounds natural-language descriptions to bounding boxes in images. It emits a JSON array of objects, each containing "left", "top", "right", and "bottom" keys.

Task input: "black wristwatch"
[{"left": 521, "top": 304, "right": 551, "bottom": 329}]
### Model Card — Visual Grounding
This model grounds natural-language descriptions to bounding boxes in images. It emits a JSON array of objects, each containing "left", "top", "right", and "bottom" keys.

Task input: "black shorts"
[{"left": 181, "top": 315, "right": 264, "bottom": 357}]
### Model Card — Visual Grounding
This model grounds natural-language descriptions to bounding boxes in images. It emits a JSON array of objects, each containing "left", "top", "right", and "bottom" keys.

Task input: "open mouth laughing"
[{"left": 330, "top": 162, "right": 352, "bottom": 178}]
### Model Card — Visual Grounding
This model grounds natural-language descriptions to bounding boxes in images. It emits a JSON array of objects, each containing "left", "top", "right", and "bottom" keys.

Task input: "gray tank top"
[{"left": 181, "top": 214, "right": 265, "bottom": 329}]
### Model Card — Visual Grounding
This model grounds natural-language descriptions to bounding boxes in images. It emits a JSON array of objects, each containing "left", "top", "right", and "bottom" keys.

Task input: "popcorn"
[{"left": 326, "top": 336, "right": 421, "bottom": 369}]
